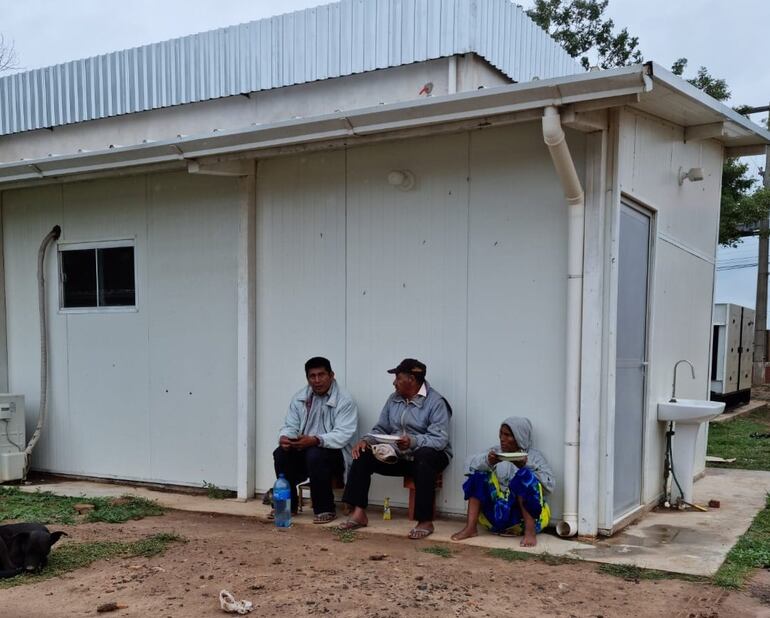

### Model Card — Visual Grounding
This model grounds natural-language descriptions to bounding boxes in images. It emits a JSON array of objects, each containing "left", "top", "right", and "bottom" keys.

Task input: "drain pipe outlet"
[
  {"left": 542, "top": 106, "right": 584, "bottom": 537},
  {"left": 23, "top": 224, "right": 61, "bottom": 478}
]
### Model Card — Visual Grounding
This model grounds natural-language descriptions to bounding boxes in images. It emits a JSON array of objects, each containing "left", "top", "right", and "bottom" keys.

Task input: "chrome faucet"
[{"left": 671, "top": 360, "right": 695, "bottom": 402}]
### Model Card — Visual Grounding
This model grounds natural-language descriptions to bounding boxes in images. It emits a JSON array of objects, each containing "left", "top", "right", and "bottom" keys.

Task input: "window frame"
[{"left": 57, "top": 238, "right": 138, "bottom": 314}]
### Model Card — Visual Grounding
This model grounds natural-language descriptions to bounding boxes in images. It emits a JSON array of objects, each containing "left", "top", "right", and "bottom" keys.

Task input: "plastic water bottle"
[{"left": 273, "top": 474, "right": 292, "bottom": 528}]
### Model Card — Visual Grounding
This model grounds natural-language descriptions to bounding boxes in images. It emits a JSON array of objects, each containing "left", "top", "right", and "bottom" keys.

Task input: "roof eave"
[
  {"left": 0, "top": 64, "right": 767, "bottom": 187},
  {"left": 644, "top": 61, "right": 770, "bottom": 150}
]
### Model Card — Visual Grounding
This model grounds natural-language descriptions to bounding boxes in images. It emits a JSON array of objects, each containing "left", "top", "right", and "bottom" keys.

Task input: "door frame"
[{"left": 599, "top": 194, "right": 657, "bottom": 532}]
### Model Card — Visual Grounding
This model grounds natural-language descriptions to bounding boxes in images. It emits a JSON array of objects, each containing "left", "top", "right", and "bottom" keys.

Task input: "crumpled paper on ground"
[{"left": 219, "top": 590, "right": 254, "bottom": 614}]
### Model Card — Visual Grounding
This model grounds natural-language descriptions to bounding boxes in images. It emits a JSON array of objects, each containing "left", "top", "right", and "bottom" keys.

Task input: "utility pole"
[{"left": 748, "top": 104, "right": 770, "bottom": 385}]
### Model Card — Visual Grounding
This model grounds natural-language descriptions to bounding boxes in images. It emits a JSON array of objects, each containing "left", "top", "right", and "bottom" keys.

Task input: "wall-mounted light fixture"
[
  {"left": 387, "top": 170, "right": 416, "bottom": 191},
  {"left": 678, "top": 166, "right": 704, "bottom": 186}
]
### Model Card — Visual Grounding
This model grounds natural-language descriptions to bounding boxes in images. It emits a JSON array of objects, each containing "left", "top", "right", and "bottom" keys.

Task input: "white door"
[{"left": 613, "top": 203, "right": 651, "bottom": 519}]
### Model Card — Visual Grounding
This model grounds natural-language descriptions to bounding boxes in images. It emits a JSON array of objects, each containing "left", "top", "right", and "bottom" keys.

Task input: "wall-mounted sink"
[
  {"left": 657, "top": 398, "right": 725, "bottom": 504},
  {"left": 657, "top": 399, "right": 725, "bottom": 424}
]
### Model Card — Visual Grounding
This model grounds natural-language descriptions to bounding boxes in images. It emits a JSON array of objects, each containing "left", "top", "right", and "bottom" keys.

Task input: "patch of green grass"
[
  {"left": 0, "top": 533, "right": 186, "bottom": 589},
  {"left": 596, "top": 563, "right": 706, "bottom": 583},
  {"left": 488, "top": 547, "right": 535, "bottom": 562},
  {"left": 329, "top": 527, "right": 358, "bottom": 543},
  {"left": 707, "top": 410, "right": 770, "bottom": 470},
  {"left": 0, "top": 486, "right": 165, "bottom": 525},
  {"left": 419, "top": 544, "right": 453, "bottom": 558},
  {"left": 202, "top": 481, "right": 231, "bottom": 500},
  {"left": 487, "top": 547, "right": 576, "bottom": 566},
  {"left": 713, "top": 494, "right": 770, "bottom": 588},
  {"left": 597, "top": 563, "right": 668, "bottom": 580}
]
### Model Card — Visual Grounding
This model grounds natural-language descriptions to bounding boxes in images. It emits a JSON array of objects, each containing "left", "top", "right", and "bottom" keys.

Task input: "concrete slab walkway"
[
  {"left": 711, "top": 399, "right": 767, "bottom": 424},
  {"left": 18, "top": 467, "right": 770, "bottom": 577}
]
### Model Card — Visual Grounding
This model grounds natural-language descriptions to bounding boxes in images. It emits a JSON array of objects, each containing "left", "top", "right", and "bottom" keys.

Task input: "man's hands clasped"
[{"left": 279, "top": 435, "right": 320, "bottom": 451}]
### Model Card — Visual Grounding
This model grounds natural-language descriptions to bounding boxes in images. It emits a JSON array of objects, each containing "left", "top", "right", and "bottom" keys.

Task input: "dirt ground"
[{"left": 2, "top": 510, "right": 770, "bottom": 618}]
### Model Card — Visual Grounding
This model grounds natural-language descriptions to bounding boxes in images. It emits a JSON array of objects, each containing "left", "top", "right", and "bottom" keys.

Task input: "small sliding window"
[{"left": 59, "top": 240, "right": 136, "bottom": 310}]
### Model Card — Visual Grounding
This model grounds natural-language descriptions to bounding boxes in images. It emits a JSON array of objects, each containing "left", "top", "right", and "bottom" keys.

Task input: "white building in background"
[{"left": 0, "top": 0, "right": 768, "bottom": 537}]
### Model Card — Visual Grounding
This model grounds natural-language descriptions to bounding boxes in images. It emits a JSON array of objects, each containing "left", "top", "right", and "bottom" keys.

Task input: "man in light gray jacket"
[{"left": 273, "top": 357, "right": 358, "bottom": 524}]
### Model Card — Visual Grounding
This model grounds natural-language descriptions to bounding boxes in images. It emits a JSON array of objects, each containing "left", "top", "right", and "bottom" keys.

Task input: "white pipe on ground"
[{"left": 542, "top": 106, "right": 584, "bottom": 537}]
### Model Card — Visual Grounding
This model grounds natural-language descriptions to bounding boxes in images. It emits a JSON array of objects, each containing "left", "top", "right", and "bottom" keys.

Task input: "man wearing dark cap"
[{"left": 339, "top": 358, "right": 452, "bottom": 539}]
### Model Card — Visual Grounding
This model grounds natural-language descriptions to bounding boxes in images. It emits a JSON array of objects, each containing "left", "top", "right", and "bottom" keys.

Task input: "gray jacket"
[
  {"left": 365, "top": 381, "right": 452, "bottom": 459},
  {"left": 279, "top": 380, "right": 358, "bottom": 473},
  {"left": 466, "top": 416, "right": 555, "bottom": 493}
]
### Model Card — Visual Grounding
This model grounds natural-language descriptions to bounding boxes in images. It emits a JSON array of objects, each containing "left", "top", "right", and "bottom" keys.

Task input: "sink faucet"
[{"left": 671, "top": 360, "right": 695, "bottom": 402}]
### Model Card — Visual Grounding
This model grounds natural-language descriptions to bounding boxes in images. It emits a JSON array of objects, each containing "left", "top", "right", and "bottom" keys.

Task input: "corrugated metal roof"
[{"left": 0, "top": 0, "right": 580, "bottom": 137}]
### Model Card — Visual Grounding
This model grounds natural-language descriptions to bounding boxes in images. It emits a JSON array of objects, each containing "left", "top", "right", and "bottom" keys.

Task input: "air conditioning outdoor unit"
[
  {"left": 0, "top": 394, "right": 26, "bottom": 482},
  {"left": 711, "top": 303, "right": 754, "bottom": 404}
]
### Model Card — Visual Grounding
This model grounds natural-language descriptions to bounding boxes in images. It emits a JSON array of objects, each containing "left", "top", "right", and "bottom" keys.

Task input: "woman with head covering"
[{"left": 451, "top": 416, "right": 554, "bottom": 547}]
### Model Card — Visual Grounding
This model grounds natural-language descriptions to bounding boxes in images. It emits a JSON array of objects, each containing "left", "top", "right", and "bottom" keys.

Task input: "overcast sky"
[{"left": 2, "top": 0, "right": 768, "bottom": 307}]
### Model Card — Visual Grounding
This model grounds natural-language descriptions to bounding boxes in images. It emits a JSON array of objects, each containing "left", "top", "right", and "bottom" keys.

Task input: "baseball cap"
[{"left": 387, "top": 358, "right": 427, "bottom": 377}]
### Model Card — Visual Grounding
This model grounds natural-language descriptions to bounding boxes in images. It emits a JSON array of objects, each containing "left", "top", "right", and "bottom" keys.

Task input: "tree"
[
  {"left": 719, "top": 160, "right": 770, "bottom": 248},
  {"left": 526, "top": 0, "right": 643, "bottom": 70},
  {"left": 671, "top": 58, "right": 730, "bottom": 102},
  {"left": 0, "top": 34, "right": 18, "bottom": 73},
  {"left": 527, "top": 1, "right": 768, "bottom": 247}
]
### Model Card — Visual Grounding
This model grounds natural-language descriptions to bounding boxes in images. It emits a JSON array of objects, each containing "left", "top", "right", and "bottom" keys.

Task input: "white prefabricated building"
[{"left": 0, "top": 0, "right": 768, "bottom": 536}]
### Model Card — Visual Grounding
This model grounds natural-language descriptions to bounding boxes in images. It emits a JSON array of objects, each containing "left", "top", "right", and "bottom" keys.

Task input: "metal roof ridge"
[{"left": 0, "top": 0, "right": 581, "bottom": 136}]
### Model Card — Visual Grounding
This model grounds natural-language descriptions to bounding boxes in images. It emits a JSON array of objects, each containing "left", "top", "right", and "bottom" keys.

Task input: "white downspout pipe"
[
  {"left": 542, "top": 106, "right": 584, "bottom": 537},
  {"left": 448, "top": 56, "right": 457, "bottom": 94}
]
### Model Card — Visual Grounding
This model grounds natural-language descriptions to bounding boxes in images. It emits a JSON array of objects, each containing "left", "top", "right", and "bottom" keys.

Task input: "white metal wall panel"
[
  {"left": 252, "top": 124, "right": 577, "bottom": 516},
  {"left": 57, "top": 178, "right": 151, "bottom": 480},
  {"left": 2, "top": 171, "right": 240, "bottom": 488},
  {"left": 466, "top": 122, "right": 581, "bottom": 521},
  {"left": 146, "top": 173, "right": 240, "bottom": 488},
  {"left": 255, "top": 152, "right": 348, "bottom": 492},
  {"left": 618, "top": 111, "right": 723, "bottom": 260},
  {"left": 345, "top": 132, "right": 470, "bottom": 513},
  {"left": 0, "top": 0, "right": 579, "bottom": 136}
]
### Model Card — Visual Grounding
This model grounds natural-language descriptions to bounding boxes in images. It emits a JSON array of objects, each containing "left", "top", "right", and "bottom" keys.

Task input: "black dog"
[{"left": 0, "top": 523, "right": 67, "bottom": 578}]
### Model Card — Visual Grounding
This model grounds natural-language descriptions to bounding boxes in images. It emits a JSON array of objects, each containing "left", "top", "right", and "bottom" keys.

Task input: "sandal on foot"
[
  {"left": 337, "top": 519, "right": 367, "bottom": 531},
  {"left": 408, "top": 527, "right": 434, "bottom": 540},
  {"left": 313, "top": 512, "right": 338, "bottom": 524}
]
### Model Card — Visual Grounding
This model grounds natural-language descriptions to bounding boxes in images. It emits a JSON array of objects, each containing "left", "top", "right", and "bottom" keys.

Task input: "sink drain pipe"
[
  {"left": 542, "top": 106, "right": 584, "bottom": 537},
  {"left": 23, "top": 225, "right": 61, "bottom": 478}
]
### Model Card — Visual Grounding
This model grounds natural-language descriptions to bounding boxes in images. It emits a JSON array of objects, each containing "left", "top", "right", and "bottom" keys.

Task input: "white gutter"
[
  {"left": 542, "top": 105, "right": 584, "bottom": 537},
  {"left": 0, "top": 66, "right": 654, "bottom": 186}
]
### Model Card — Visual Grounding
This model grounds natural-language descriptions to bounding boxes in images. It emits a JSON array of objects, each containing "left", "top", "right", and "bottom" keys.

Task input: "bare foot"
[
  {"left": 520, "top": 531, "right": 537, "bottom": 547},
  {"left": 518, "top": 497, "right": 537, "bottom": 548},
  {"left": 347, "top": 506, "right": 368, "bottom": 527},
  {"left": 451, "top": 526, "right": 478, "bottom": 541}
]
